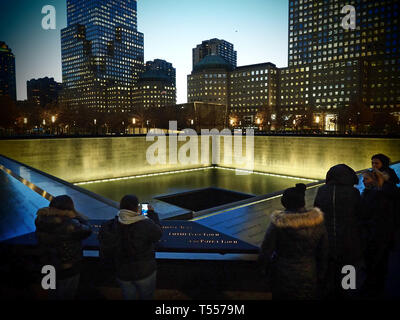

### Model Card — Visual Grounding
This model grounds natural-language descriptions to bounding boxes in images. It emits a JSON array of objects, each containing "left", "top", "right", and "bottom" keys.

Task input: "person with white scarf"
[{"left": 113, "top": 195, "right": 162, "bottom": 300}]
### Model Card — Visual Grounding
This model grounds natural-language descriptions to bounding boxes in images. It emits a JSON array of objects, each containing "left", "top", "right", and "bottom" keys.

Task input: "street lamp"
[{"left": 132, "top": 117, "right": 136, "bottom": 125}]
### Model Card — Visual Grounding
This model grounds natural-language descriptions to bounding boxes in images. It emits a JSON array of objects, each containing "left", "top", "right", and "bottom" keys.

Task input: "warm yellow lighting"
[
  {"left": 132, "top": 118, "right": 136, "bottom": 125},
  {"left": 51, "top": 116, "right": 56, "bottom": 123}
]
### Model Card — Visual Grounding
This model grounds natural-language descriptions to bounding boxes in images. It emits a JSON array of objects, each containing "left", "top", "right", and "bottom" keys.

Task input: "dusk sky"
[{"left": 0, "top": 0, "right": 289, "bottom": 103}]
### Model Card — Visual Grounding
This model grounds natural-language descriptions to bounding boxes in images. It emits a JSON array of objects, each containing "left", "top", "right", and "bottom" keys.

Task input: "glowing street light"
[
  {"left": 132, "top": 117, "right": 136, "bottom": 125},
  {"left": 51, "top": 116, "right": 56, "bottom": 124},
  {"left": 23, "top": 118, "right": 28, "bottom": 125},
  {"left": 94, "top": 119, "right": 97, "bottom": 125},
  {"left": 315, "top": 116, "right": 320, "bottom": 124}
]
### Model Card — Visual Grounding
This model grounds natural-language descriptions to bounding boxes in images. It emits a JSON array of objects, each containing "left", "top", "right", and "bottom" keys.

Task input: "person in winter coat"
[
  {"left": 371, "top": 154, "right": 400, "bottom": 186},
  {"left": 113, "top": 195, "right": 162, "bottom": 300},
  {"left": 359, "top": 170, "right": 398, "bottom": 297},
  {"left": 371, "top": 154, "right": 400, "bottom": 233},
  {"left": 259, "top": 183, "right": 329, "bottom": 300},
  {"left": 314, "top": 164, "right": 364, "bottom": 299},
  {"left": 35, "top": 195, "right": 92, "bottom": 300}
]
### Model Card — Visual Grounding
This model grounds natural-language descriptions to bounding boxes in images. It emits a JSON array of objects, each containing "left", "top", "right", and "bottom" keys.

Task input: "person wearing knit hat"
[
  {"left": 259, "top": 184, "right": 329, "bottom": 300},
  {"left": 281, "top": 183, "right": 307, "bottom": 211}
]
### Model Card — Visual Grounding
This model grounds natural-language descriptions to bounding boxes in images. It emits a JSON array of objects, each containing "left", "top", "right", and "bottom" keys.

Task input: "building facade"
[
  {"left": 229, "top": 63, "right": 278, "bottom": 127},
  {"left": 188, "top": 55, "right": 278, "bottom": 128},
  {"left": 146, "top": 59, "right": 176, "bottom": 86},
  {"left": 61, "top": 0, "right": 144, "bottom": 112},
  {"left": 285, "top": 0, "right": 400, "bottom": 130},
  {"left": 0, "top": 42, "right": 16, "bottom": 101},
  {"left": 27, "top": 77, "right": 63, "bottom": 107},
  {"left": 133, "top": 69, "right": 176, "bottom": 108},
  {"left": 192, "top": 39, "right": 237, "bottom": 69}
]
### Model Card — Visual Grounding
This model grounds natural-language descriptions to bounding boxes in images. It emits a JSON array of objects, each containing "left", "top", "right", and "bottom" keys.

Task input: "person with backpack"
[
  {"left": 35, "top": 195, "right": 92, "bottom": 300},
  {"left": 99, "top": 195, "right": 162, "bottom": 300}
]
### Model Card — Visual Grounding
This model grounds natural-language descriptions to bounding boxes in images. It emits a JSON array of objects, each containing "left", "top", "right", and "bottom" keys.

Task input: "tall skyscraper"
[
  {"left": 27, "top": 77, "right": 63, "bottom": 107},
  {"left": 283, "top": 0, "right": 400, "bottom": 130},
  {"left": 61, "top": 0, "right": 144, "bottom": 112},
  {"left": 0, "top": 42, "right": 16, "bottom": 101},
  {"left": 193, "top": 39, "right": 237, "bottom": 69}
]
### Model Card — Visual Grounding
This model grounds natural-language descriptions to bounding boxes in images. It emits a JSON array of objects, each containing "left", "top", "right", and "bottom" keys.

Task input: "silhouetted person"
[
  {"left": 371, "top": 154, "right": 400, "bottom": 186},
  {"left": 359, "top": 170, "right": 398, "bottom": 298},
  {"left": 314, "top": 164, "right": 364, "bottom": 299},
  {"left": 101, "top": 195, "right": 162, "bottom": 300},
  {"left": 259, "top": 183, "right": 329, "bottom": 300},
  {"left": 371, "top": 154, "right": 400, "bottom": 234},
  {"left": 35, "top": 195, "right": 92, "bottom": 300}
]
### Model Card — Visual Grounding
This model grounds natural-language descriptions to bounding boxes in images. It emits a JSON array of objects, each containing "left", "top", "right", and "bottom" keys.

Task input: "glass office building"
[{"left": 61, "top": 0, "right": 144, "bottom": 112}]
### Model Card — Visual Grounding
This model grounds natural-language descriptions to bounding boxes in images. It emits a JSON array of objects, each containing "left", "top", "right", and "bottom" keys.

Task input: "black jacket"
[
  {"left": 314, "top": 164, "right": 363, "bottom": 264},
  {"left": 114, "top": 211, "right": 162, "bottom": 281},
  {"left": 35, "top": 207, "right": 92, "bottom": 277},
  {"left": 260, "top": 208, "right": 329, "bottom": 300},
  {"left": 359, "top": 182, "right": 398, "bottom": 270}
]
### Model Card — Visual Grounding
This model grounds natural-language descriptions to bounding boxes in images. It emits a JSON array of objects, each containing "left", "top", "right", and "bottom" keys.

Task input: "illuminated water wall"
[{"left": 0, "top": 136, "right": 399, "bottom": 182}]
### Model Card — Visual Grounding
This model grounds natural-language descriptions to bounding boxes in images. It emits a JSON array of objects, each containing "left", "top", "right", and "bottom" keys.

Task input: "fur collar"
[
  {"left": 37, "top": 207, "right": 77, "bottom": 219},
  {"left": 271, "top": 207, "right": 324, "bottom": 229}
]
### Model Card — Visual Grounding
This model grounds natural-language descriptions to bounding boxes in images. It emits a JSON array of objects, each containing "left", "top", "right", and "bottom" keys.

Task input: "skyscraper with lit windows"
[
  {"left": 61, "top": 0, "right": 144, "bottom": 112},
  {"left": 0, "top": 42, "right": 16, "bottom": 101},
  {"left": 281, "top": 0, "right": 400, "bottom": 130}
]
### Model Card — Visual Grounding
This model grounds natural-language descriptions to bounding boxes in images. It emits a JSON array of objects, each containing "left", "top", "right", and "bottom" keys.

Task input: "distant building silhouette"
[
  {"left": 27, "top": 77, "right": 62, "bottom": 107},
  {"left": 193, "top": 39, "right": 237, "bottom": 70},
  {"left": 0, "top": 42, "right": 16, "bottom": 101}
]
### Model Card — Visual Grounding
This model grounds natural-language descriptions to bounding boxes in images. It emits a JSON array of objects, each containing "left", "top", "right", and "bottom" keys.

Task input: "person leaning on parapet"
[
  {"left": 314, "top": 164, "right": 364, "bottom": 299},
  {"left": 259, "top": 183, "right": 329, "bottom": 300},
  {"left": 371, "top": 154, "right": 400, "bottom": 186},
  {"left": 35, "top": 195, "right": 92, "bottom": 300},
  {"left": 371, "top": 153, "right": 400, "bottom": 235},
  {"left": 359, "top": 170, "right": 398, "bottom": 298},
  {"left": 99, "top": 195, "right": 162, "bottom": 300}
]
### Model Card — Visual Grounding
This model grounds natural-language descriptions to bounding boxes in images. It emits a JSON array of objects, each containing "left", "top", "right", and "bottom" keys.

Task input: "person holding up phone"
[{"left": 114, "top": 195, "right": 162, "bottom": 300}]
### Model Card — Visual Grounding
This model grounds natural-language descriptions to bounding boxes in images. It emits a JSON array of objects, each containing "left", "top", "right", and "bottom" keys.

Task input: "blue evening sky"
[{"left": 0, "top": 0, "right": 288, "bottom": 103}]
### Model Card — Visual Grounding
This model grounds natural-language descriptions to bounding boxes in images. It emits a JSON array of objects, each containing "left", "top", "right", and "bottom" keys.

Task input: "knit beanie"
[{"left": 281, "top": 183, "right": 307, "bottom": 211}]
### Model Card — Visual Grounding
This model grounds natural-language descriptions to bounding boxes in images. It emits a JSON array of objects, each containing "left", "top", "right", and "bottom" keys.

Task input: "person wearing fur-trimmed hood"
[{"left": 259, "top": 184, "right": 329, "bottom": 300}]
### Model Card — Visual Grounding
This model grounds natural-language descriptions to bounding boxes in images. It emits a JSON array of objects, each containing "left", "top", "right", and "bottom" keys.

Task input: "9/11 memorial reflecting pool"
[{"left": 77, "top": 167, "right": 313, "bottom": 207}]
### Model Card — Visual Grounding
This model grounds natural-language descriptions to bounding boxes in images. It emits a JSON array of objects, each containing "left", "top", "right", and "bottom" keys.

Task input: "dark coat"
[
  {"left": 35, "top": 207, "right": 92, "bottom": 277},
  {"left": 314, "top": 164, "right": 363, "bottom": 265},
  {"left": 260, "top": 208, "right": 329, "bottom": 300},
  {"left": 359, "top": 182, "right": 398, "bottom": 270},
  {"left": 114, "top": 211, "right": 162, "bottom": 281}
]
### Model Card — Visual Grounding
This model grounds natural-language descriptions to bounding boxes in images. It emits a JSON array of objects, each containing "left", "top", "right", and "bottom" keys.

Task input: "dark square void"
[{"left": 155, "top": 187, "right": 255, "bottom": 212}]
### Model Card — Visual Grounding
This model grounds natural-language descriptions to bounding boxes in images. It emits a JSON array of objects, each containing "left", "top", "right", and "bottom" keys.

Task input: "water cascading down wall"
[{"left": 0, "top": 136, "right": 400, "bottom": 183}]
